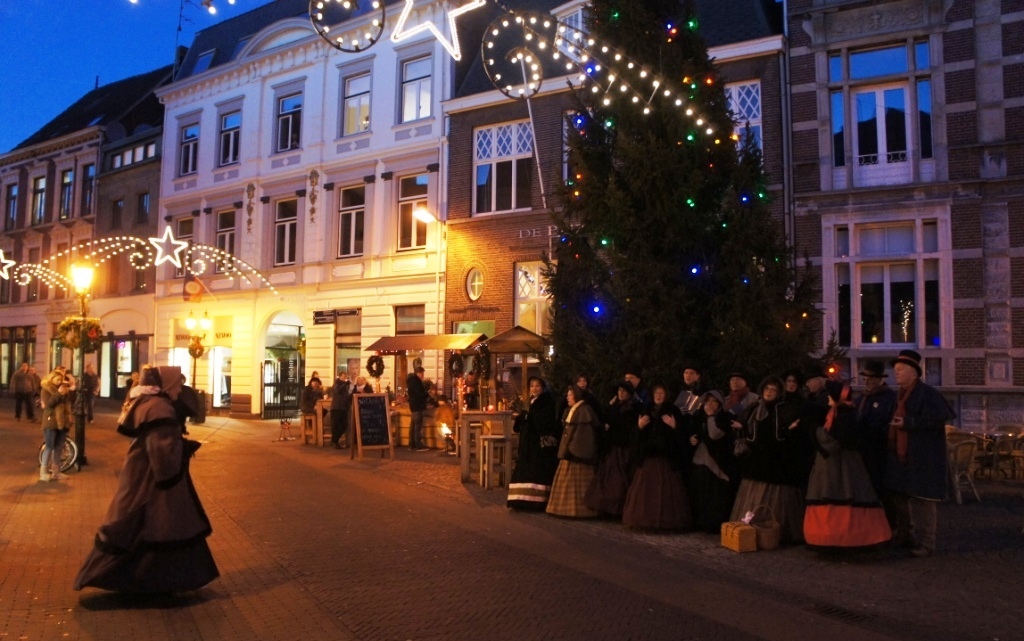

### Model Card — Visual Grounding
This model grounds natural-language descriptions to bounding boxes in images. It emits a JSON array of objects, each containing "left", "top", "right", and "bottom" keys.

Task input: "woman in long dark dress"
[
  {"left": 507, "top": 377, "right": 562, "bottom": 511},
  {"left": 688, "top": 391, "right": 740, "bottom": 533},
  {"left": 585, "top": 380, "right": 640, "bottom": 517},
  {"left": 804, "top": 381, "right": 891, "bottom": 550},
  {"left": 74, "top": 366, "right": 218, "bottom": 593},
  {"left": 730, "top": 376, "right": 811, "bottom": 544},
  {"left": 622, "top": 384, "right": 693, "bottom": 530},
  {"left": 547, "top": 385, "right": 600, "bottom": 518}
]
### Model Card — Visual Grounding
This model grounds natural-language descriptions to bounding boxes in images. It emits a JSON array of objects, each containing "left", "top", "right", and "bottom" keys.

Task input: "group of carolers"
[{"left": 506, "top": 349, "right": 953, "bottom": 558}]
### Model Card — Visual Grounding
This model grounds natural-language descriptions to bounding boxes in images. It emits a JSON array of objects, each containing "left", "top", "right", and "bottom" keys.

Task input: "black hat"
[
  {"left": 615, "top": 380, "right": 635, "bottom": 395},
  {"left": 804, "top": 363, "right": 829, "bottom": 380},
  {"left": 728, "top": 371, "right": 749, "bottom": 384},
  {"left": 782, "top": 369, "right": 804, "bottom": 385},
  {"left": 891, "top": 349, "right": 923, "bottom": 378},
  {"left": 682, "top": 363, "right": 702, "bottom": 375},
  {"left": 858, "top": 359, "right": 887, "bottom": 378}
]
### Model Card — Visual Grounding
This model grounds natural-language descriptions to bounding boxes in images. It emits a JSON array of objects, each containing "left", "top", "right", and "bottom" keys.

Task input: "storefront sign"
[
  {"left": 517, "top": 225, "right": 560, "bottom": 239},
  {"left": 313, "top": 310, "right": 336, "bottom": 325}
]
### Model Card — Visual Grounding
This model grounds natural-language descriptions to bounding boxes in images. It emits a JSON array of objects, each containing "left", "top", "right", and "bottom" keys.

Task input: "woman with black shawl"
[
  {"left": 507, "top": 377, "right": 562, "bottom": 511},
  {"left": 585, "top": 380, "right": 640, "bottom": 517},
  {"left": 687, "top": 390, "right": 740, "bottom": 533},
  {"left": 622, "top": 384, "right": 693, "bottom": 529},
  {"left": 729, "top": 376, "right": 811, "bottom": 544}
]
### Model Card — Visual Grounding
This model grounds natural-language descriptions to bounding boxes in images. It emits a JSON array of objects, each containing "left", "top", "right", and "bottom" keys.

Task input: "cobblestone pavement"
[{"left": 0, "top": 405, "right": 1021, "bottom": 641}]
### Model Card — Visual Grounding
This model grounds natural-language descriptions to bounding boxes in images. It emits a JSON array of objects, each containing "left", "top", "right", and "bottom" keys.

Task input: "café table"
[
  {"left": 968, "top": 427, "right": 1019, "bottom": 480},
  {"left": 457, "top": 410, "right": 513, "bottom": 483}
]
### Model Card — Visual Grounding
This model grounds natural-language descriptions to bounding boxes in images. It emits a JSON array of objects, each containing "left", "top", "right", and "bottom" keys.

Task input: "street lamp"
[
  {"left": 182, "top": 310, "right": 212, "bottom": 389},
  {"left": 70, "top": 262, "right": 94, "bottom": 466}
]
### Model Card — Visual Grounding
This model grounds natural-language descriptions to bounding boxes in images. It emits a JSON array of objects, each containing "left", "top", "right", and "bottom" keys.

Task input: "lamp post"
[
  {"left": 182, "top": 311, "right": 212, "bottom": 389},
  {"left": 70, "top": 263, "right": 94, "bottom": 466}
]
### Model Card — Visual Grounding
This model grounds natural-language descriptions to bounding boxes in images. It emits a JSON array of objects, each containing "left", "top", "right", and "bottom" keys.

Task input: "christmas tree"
[{"left": 544, "top": 0, "right": 817, "bottom": 395}]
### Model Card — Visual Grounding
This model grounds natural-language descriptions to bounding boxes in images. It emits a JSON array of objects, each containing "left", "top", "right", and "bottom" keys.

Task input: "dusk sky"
[{"left": 0, "top": 0, "right": 276, "bottom": 153}]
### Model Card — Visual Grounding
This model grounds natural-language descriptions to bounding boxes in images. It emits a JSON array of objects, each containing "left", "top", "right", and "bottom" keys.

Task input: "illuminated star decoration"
[
  {"left": 390, "top": 0, "right": 486, "bottom": 61},
  {"left": 149, "top": 226, "right": 190, "bottom": 269},
  {"left": 0, "top": 249, "right": 15, "bottom": 279}
]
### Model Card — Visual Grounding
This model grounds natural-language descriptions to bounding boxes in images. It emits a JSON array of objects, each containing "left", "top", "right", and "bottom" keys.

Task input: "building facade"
[
  {"left": 155, "top": 0, "right": 466, "bottom": 417},
  {"left": 0, "top": 65, "right": 170, "bottom": 395},
  {"left": 786, "top": 0, "right": 1024, "bottom": 428}
]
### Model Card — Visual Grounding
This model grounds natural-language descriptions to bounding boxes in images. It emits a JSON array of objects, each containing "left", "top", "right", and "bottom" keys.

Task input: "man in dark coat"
[
  {"left": 854, "top": 360, "right": 897, "bottom": 504},
  {"left": 406, "top": 367, "right": 428, "bottom": 450},
  {"left": 883, "top": 350, "right": 954, "bottom": 558},
  {"left": 330, "top": 370, "right": 352, "bottom": 449},
  {"left": 673, "top": 364, "right": 705, "bottom": 415}
]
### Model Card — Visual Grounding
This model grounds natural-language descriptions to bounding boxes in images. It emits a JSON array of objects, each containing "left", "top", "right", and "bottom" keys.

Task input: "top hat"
[
  {"left": 890, "top": 349, "right": 923, "bottom": 378},
  {"left": 858, "top": 359, "right": 888, "bottom": 378}
]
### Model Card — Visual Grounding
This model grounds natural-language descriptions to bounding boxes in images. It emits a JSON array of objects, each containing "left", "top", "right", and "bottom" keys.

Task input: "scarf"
[
  {"left": 889, "top": 379, "right": 918, "bottom": 463},
  {"left": 823, "top": 385, "right": 851, "bottom": 431}
]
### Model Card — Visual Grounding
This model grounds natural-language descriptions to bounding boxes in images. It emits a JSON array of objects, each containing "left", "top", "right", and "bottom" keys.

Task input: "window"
[
  {"left": 400, "top": 57, "right": 431, "bottom": 123},
  {"left": 829, "top": 41, "right": 933, "bottom": 188},
  {"left": 59, "top": 170, "right": 74, "bottom": 220},
  {"left": 111, "top": 199, "right": 124, "bottom": 229},
  {"left": 31, "top": 176, "right": 45, "bottom": 225},
  {"left": 81, "top": 164, "right": 95, "bottom": 215},
  {"left": 555, "top": 6, "right": 585, "bottom": 56},
  {"left": 179, "top": 123, "right": 199, "bottom": 176},
  {"left": 726, "top": 81, "right": 762, "bottom": 150},
  {"left": 276, "top": 94, "right": 302, "bottom": 152},
  {"left": 215, "top": 210, "right": 235, "bottom": 272},
  {"left": 395, "top": 304, "right": 425, "bottom": 335},
  {"left": 53, "top": 243, "right": 67, "bottom": 300},
  {"left": 219, "top": 110, "right": 241, "bottom": 166},
  {"left": 515, "top": 261, "right": 551, "bottom": 337},
  {"left": 192, "top": 50, "right": 215, "bottom": 75},
  {"left": 137, "top": 193, "right": 150, "bottom": 224},
  {"left": 474, "top": 121, "right": 534, "bottom": 214},
  {"left": 274, "top": 199, "right": 298, "bottom": 266},
  {"left": 343, "top": 73, "right": 371, "bottom": 135},
  {"left": 175, "top": 217, "right": 194, "bottom": 278},
  {"left": 830, "top": 216, "right": 943, "bottom": 348},
  {"left": 466, "top": 267, "right": 484, "bottom": 301},
  {"left": 337, "top": 185, "right": 365, "bottom": 257},
  {"left": 5, "top": 184, "right": 17, "bottom": 231},
  {"left": 397, "top": 174, "right": 429, "bottom": 250}
]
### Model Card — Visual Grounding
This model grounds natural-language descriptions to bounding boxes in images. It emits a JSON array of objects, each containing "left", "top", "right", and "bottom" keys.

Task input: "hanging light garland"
[
  {"left": 480, "top": 9, "right": 719, "bottom": 141},
  {"left": 309, "top": 0, "right": 386, "bottom": 53}
]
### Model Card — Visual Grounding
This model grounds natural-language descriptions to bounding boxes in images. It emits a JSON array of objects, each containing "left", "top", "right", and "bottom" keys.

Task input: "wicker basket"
[{"left": 750, "top": 505, "right": 781, "bottom": 550}]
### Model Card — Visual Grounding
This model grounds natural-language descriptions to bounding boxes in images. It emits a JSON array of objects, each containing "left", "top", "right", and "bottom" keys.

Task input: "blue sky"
[{"left": 0, "top": 0, "right": 275, "bottom": 153}]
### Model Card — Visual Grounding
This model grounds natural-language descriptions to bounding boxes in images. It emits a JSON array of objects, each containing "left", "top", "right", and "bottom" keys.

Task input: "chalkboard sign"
[{"left": 352, "top": 393, "right": 394, "bottom": 459}]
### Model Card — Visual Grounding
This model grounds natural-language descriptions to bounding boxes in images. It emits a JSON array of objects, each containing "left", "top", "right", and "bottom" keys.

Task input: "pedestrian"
[
  {"left": 406, "top": 366, "right": 429, "bottom": 450},
  {"left": 74, "top": 366, "right": 218, "bottom": 593},
  {"left": 622, "top": 384, "right": 693, "bottom": 530},
  {"left": 883, "top": 350, "right": 955, "bottom": 558},
  {"left": 353, "top": 375, "right": 374, "bottom": 394},
  {"left": 330, "top": 370, "right": 352, "bottom": 449},
  {"left": 39, "top": 367, "right": 72, "bottom": 482},
  {"left": 546, "top": 385, "right": 599, "bottom": 518},
  {"left": 688, "top": 391, "right": 739, "bottom": 533},
  {"left": 803, "top": 380, "right": 891, "bottom": 550},
  {"left": 507, "top": 376, "right": 561, "bottom": 511},
  {"left": 585, "top": 380, "right": 639, "bottom": 517},
  {"left": 11, "top": 362, "right": 37, "bottom": 422},
  {"left": 81, "top": 363, "right": 99, "bottom": 422}
]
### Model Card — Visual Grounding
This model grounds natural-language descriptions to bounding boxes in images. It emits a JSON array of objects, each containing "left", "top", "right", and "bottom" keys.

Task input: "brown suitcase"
[{"left": 721, "top": 521, "right": 757, "bottom": 553}]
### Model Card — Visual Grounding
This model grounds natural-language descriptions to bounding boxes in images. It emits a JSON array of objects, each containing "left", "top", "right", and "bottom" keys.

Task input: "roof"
[
  {"left": 366, "top": 333, "right": 488, "bottom": 354},
  {"left": 14, "top": 64, "right": 173, "bottom": 151},
  {"left": 481, "top": 326, "right": 549, "bottom": 354}
]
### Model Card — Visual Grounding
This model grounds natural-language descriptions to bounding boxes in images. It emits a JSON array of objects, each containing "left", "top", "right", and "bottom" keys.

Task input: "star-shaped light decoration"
[
  {"left": 149, "top": 226, "right": 190, "bottom": 269},
  {"left": 390, "top": 0, "right": 486, "bottom": 61},
  {"left": 0, "top": 249, "right": 15, "bottom": 280}
]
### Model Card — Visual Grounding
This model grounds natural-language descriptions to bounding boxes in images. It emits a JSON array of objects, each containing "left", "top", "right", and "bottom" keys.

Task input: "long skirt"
[
  {"left": 584, "top": 446, "right": 632, "bottom": 516},
  {"left": 74, "top": 536, "right": 219, "bottom": 594},
  {"left": 688, "top": 464, "right": 737, "bottom": 533},
  {"left": 730, "top": 478, "right": 806, "bottom": 544},
  {"left": 804, "top": 448, "right": 891, "bottom": 548},
  {"left": 507, "top": 447, "right": 559, "bottom": 511},
  {"left": 622, "top": 456, "right": 692, "bottom": 530},
  {"left": 546, "top": 459, "right": 598, "bottom": 518}
]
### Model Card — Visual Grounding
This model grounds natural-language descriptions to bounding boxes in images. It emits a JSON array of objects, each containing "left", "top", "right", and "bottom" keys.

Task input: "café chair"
[{"left": 948, "top": 439, "right": 980, "bottom": 504}]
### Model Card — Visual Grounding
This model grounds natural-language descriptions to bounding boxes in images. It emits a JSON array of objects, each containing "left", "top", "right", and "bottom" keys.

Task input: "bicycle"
[{"left": 38, "top": 438, "right": 79, "bottom": 473}]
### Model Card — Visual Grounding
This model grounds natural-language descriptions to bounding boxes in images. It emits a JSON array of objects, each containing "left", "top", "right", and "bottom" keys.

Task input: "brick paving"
[{"left": 0, "top": 402, "right": 1021, "bottom": 641}]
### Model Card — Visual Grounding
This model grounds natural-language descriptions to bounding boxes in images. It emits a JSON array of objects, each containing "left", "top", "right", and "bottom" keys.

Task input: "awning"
[
  {"left": 366, "top": 333, "right": 487, "bottom": 354},
  {"left": 481, "top": 326, "right": 550, "bottom": 354}
]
